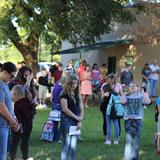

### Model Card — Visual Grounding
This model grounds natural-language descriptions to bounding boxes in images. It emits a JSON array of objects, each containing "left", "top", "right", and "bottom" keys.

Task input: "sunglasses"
[{"left": 8, "top": 72, "right": 15, "bottom": 79}]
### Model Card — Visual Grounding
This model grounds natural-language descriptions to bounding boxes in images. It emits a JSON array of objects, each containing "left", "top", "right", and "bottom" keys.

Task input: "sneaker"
[
  {"left": 104, "top": 140, "right": 111, "bottom": 145},
  {"left": 27, "top": 157, "right": 34, "bottom": 160},
  {"left": 113, "top": 140, "right": 119, "bottom": 145},
  {"left": 78, "top": 136, "right": 84, "bottom": 141},
  {"left": 57, "top": 140, "right": 62, "bottom": 143}
]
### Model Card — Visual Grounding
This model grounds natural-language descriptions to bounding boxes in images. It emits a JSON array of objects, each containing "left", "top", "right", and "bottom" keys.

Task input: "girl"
[
  {"left": 100, "top": 83, "right": 112, "bottom": 138},
  {"left": 121, "top": 82, "right": 150, "bottom": 160},
  {"left": 60, "top": 74, "right": 83, "bottom": 160}
]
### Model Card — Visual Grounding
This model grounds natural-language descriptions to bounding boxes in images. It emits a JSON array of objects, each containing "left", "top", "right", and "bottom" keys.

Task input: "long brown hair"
[{"left": 63, "top": 74, "right": 80, "bottom": 100}]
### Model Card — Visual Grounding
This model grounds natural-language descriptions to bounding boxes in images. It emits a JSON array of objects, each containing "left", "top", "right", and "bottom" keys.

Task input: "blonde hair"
[
  {"left": 63, "top": 74, "right": 80, "bottom": 99},
  {"left": 11, "top": 85, "right": 25, "bottom": 98}
]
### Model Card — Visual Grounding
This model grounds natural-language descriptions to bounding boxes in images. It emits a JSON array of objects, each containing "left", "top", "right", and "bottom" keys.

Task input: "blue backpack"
[{"left": 107, "top": 94, "right": 124, "bottom": 119}]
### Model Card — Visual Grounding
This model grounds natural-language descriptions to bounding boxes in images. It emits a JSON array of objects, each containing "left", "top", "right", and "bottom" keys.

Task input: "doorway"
[{"left": 108, "top": 57, "right": 116, "bottom": 74}]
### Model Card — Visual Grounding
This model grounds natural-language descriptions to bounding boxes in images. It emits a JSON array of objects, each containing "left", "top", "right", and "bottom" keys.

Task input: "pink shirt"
[{"left": 114, "top": 83, "right": 122, "bottom": 94}]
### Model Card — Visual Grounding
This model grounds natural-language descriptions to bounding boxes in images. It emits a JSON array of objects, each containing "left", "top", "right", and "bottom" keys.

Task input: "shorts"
[{"left": 39, "top": 85, "right": 48, "bottom": 99}]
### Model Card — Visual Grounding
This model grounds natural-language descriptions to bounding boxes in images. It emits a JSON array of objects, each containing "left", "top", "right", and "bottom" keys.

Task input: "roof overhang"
[{"left": 52, "top": 38, "right": 133, "bottom": 55}]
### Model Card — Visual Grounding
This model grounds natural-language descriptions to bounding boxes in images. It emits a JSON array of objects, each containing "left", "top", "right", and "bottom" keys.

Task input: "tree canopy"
[{"left": 0, "top": 0, "right": 134, "bottom": 74}]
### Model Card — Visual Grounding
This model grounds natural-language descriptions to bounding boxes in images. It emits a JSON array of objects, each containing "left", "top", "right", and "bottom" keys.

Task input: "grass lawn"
[{"left": 15, "top": 105, "right": 159, "bottom": 160}]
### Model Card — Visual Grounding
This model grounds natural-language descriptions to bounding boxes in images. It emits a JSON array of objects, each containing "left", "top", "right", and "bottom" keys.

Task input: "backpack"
[
  {"left": 40, "top": 121, "right": 54, "bottom": 142},
  {"left": 108, "top": 94, "right": 124, "bottom": 119}
]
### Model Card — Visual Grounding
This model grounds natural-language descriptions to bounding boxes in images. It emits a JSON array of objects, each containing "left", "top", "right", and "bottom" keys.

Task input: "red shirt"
[{"left": 53, "top": 70, "right": 62, "bottom": 82}]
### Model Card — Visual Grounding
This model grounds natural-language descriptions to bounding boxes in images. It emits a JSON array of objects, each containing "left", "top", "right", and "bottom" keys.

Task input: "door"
[{"left": 108, "top": 57, "right": 116, "bottom": 74}]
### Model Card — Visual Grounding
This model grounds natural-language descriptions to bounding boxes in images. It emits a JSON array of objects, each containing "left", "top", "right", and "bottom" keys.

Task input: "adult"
[
  {"left": 60, "top": 74, "right": 83, "bottom": 160},
  {"left": 8, "top": 66, "right": 37, "bottom": 159},
  {"left": 141, "top": 63, "right": 151, "bottom": 92},
  {"left": 80, "top": 64, "right": 92, "bottom": 107},
  {"left": 91, "top": 63, "right": 101, "bottom": 104},
  {"left": 149, "top": 59, "right": 160, "bottom": 97},
  {"left": 120, "top": 62, "right": 133, "bottom": 93},
  {"left": 9, "top": 74, "right": 33, "bottom": 160},
  {"left": 100, "top": 63, "right": 108, "bottom": 84},
  {"left": 77, "top": 60, "right": 87, "bottom": 78},
  {"left": 52, "top": 62, "right": 63, "bottom": 84},
  {"left": 0, "top": 62, "right": 19, "bottom": 160},
  {"left": 0, "top": 63, "right": 3, "bottom": 72}
]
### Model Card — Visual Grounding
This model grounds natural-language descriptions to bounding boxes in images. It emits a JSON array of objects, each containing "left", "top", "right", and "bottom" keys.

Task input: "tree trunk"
[{"left": 12, "top": 32, "right": 39, "bottom": 76}]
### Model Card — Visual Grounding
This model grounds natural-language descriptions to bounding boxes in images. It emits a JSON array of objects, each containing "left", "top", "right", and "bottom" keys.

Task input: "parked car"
[{"left": 38, "top": 62, "right": 56, "bottom": 72}]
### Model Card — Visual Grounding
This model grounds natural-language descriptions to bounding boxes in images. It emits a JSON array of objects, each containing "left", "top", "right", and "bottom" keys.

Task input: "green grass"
[{"left": 15, "top": 105, "right": 159, "bottom": 160}]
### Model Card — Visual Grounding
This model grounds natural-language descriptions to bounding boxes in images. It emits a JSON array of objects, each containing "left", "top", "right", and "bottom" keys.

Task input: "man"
[
  {"left": 0, "top": 62, "right": 19, "bottom": 160},
  {"left": 149, "top": 59, "right": 160, "bottom": 97},
  {"left": 141, "top": 63, "right": 151, "bottom": 92}
]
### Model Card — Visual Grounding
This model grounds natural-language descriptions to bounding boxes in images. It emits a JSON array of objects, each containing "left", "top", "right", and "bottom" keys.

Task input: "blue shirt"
[
  {"left": 124, "top": 92, "right": 144, "bottom": 120},
  {"left": 0, "top": 81, "right": 14, "bottom": 126}
]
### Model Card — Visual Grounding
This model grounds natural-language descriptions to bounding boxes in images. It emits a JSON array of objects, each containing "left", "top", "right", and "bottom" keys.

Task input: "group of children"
[{"left": 100, "top": 72, "right": 152, "bottom": 160}]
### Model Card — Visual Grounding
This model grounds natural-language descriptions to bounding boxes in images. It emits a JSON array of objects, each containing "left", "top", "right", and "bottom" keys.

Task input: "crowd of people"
[{"left": 0, "top": 59, "right": 160, "bottom": 160}]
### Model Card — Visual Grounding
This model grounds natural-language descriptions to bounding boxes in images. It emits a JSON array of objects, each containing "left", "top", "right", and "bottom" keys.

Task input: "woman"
[
  {"left": 9, "top": 83, "right": 33, "bottom": 160},
  {"left": 8, "top": 66, "right": 37, "bottom": 160},
  {"left": 60, "top": 74, "right": 84, "bottom": 160},
  {"left": 80, "top": 64, "right": 92, "bottom": 107}
]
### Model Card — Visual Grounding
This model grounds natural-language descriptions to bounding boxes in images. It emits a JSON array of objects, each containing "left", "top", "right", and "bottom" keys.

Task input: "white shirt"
[{"left": 149, "top": 64, "right": 159, "bottom": 80}]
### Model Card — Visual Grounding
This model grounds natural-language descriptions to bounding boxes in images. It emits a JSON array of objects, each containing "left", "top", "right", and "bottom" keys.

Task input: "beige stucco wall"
[{"left": 80, "top": 43, "right": 160, "bottom": 91}]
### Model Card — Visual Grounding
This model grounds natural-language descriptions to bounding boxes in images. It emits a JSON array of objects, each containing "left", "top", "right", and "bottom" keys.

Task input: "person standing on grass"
[
  {"left": 80, "top": 64, "right": 92, "bottom": 108},
  {"left": 36, "top": 66, "right": 49, "bottom": 108},
  {"left": 120, "top": 62, "right": 133, "bottom": 93},
  {"left": 155, "top": 96, "right": 160, "bottom": 154},
  {"left": 51, "top": 69, "right": 72, "bottom": 142},
  {"left": 141, "top": 63, "right": 151, "bottom": 93},
  {"left": 0, "top": 62, "right": 19, "bottom": 160},
  {"left": 100, "top": 83, "right": 112, "bottom": 138},
  {"left": 9, "top": 79, "right": 33, "bottom": 160},
  {"left": 105, "top": 84, "right": 120, "bottom": 145},
  {"left": 149, "top": 59, "right": 160, "bottom": 97},
  {"left": 8, "top": 66, "right": 38, "bottom": 113},
  {"left": 121, "top": 82, "right": 150, "bottom": 160},
  {"left": 60, "top": 74, "right": 83, "bottom": 160}
]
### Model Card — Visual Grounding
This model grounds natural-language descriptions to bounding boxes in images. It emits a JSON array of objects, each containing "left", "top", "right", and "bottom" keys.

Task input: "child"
[
  {"left": 9, "top": 85, "right": 33, "bottom": 160},
  {"left": 156, "top": 96, "right": 160, "bottom": 154},
  {"left": 141, "top": 86, "right": 150, "bottom": 109},
  {"left": 121, "top": 82, "right": 150, "bottom": 160}
]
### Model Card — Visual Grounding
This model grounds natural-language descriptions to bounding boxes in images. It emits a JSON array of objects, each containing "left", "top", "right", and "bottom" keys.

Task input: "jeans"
[
  {"left": 52, "top": 104, "right": 62, "bottom": 141},
  {"left": 0, "top": 125, "right": 9, "bottom": 160},
  {"left": 61, "top": 114, "right": 78, "bottom": 160},
  {"left": 9, "top": 130, "right": 31, "bottom": 160},
  {"left": 124, "top": 119, "right": 142, "bottom": 160},
  {"left": 149, "top": 79, "right": 158, "bottom": 97},
  {"left": 53, "top": 121, "right": 61, "bottom": 141},
  {"left": 106, "top": 115, "right": 119, "bottom": 141}
]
